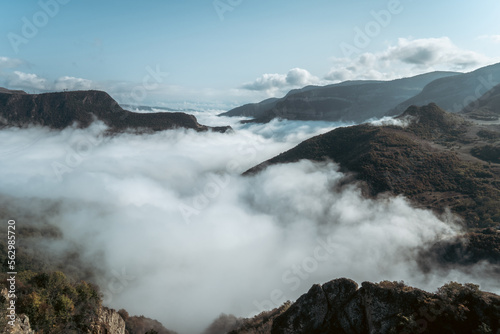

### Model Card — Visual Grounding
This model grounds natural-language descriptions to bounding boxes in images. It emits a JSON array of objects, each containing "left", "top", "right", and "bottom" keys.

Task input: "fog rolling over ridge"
[{"left": 1, "top": 112, "right": 498, "bottom": 333}]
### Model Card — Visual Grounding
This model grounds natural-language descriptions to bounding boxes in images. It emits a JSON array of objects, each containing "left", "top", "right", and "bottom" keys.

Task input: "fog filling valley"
[{"left": 1, "top": 112, "right": 499, "bottom": 333}]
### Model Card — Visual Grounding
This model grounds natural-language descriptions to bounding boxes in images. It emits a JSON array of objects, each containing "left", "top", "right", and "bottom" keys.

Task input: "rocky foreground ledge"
[
  {"left": 0, "top": 88, "right": 231, "bottom": 133},
  {"left": 219, "top": 278, "right": 500, "bottom": 334}
]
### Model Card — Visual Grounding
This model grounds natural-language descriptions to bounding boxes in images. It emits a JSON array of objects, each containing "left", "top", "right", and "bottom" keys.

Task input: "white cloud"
[
  {"left": 54, "top": 76, "right": 93, "bottom": 91},
  {"left": 242, "top": 68, "right": 321, "bottom": 94},
  {"left": 478, "top": 35, "right": 500, "bottom": 43},
  {"left": 384, "top": 37, "right": 489, "bottom": 68},
  {"left": 0, "top": 56, "right": 24, "bottom": 69},
  {"left": 7, "top": 71, "right": 48, "bottom": 90},
  {"left": 326, "top": 37, "right": 497, "bottom": 82},
  {"left": 1, "top": 70, "right": 93, "bottom": 94}
]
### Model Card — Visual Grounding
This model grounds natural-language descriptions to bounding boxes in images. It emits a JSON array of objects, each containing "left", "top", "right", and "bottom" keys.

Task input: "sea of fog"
[{"left": 0, "top": 110, "right": 498, "bottom": 333}]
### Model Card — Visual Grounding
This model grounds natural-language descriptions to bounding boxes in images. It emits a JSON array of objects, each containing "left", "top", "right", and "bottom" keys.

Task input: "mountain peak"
[{"left": 398, "top": 103, "right": 468, "bottom": 138}]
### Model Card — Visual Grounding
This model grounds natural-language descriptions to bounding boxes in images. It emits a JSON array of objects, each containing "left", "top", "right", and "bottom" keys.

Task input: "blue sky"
[{"left": 1, "top": 0, "right": 499, "bottom": 108}]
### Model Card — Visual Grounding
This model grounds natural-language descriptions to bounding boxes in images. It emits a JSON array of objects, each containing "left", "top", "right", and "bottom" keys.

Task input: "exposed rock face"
[
  {"left": 90, "top": 307, "right": 126, "bottom": 334},
  {"left": 271, "top": 280, "right": 359, "bottom": 334},
  {"left": 118, "top": 309, "right": 178, "bottom": 334},
  {"left": 0, "top": 89, "right": 231, "bottom": 133},
  {"left": 1, "top": 314, "right": 35, "bottom": 334},
  {"left": 224, "top": 303, "right": 291, "bottom": 334},
  {"left": 1, "top": 288, "right": 34, "bottom": 334},
  {"left": 220, "top": 71, "right": 460, "bottom": 123},
  {"left": 271, "top": 279, "right": 500, "bottom": 334}
]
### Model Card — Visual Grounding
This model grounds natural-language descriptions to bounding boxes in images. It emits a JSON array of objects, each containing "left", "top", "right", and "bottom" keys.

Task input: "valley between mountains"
[{"left": 1, "top": 63, "right": 500, "bottom": 334}]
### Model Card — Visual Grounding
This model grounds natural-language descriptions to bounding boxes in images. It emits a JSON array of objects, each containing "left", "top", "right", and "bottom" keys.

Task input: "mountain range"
[
  {"left": 220, "top": 71, "right": 460, "bottom": 123},
  {"left": 1, "top": 68, "right": 500, "bottom": 333},
  {"left": 388, "top": 62, "right": 500, "bottom": 116},
  {"left": 220, "top": 62, "right": 500, "bottom": 124},
  {"left": 0, "top": 88, "right": 231, "bottom": 133}
]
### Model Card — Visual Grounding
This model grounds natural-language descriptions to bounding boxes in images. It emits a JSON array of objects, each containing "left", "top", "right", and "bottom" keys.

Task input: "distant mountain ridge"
[
  {"left": 0, "top": 88, "right": 231, "bottom": 133},
  {"left": 460, "top": 83, "right": 500, "bottom": 121},
  {"left": 120, "top": 103, "right": 198, "bottom": 113},
  {"left": 388, "top": 62, "right": 500, "bottom": 116},
  {"left": 220, "top": 71, "right": 460, "bottom": 122}
]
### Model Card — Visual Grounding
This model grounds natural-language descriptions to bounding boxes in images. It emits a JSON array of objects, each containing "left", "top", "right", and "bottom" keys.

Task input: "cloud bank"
[
  {"left": 325, "top": 37, "right": 496, "bottom": 82},
  {"left": 1, "top": 113, "right": 499, "bottom": 333},
  {"left": 478, "top": 35, "right": 500, "bottom": 43},
  {"left": 54, "top": 76, "right": 93, "bottom": 91}
]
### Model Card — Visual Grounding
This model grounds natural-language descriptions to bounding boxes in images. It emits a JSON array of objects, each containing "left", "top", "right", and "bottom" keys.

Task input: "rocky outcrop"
[
  {"left": 271, "top": 278, "right": 500, "bottom": 334},
  {"left": 0, "top": 88, "right": 231, "bottom": 133},
  {"left": 118, "top": 309, "right": 178, "bottom": 334},
  {"left": 89, "top": 307, "right": 126, "bottom": 334},
  {"left": 1, "top": 288, "right": 34, "bottom": 334},
  {"left": 1, "top": 314, "right": 35, "bottom": 334},
  {"left": 222, "top": 303, "right": 291, "bottom": 334}
]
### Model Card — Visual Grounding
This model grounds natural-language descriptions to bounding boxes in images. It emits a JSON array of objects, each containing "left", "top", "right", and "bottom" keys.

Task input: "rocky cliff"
[
  {"left": 1, "top": 314, "right": 34, "bottom": 334},
  {"left": 90, "top": 307, "right": 126, "bottom": 334},
  {"left": 0, "top": 88, "right": 231, "bottom": 133},
  {"left": 228, "top": 279, "right": 500, "bottom": 334}
]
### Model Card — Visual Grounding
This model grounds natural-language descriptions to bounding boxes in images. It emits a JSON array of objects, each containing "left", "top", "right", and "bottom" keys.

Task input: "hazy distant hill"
[
  {"left": 220, "top": 97, "right": 280, "bottom": 118},
  {"left": 460, "top": 83, "right": 500, "bottom": 121},
  {"left": 120, "top": 103, "right": 198, "bottom": 113},
  {"left": 220, "top": 71, "right": 460, "bottom": 122},
  {"left": 0, "top": 89, "right": 231, "bottom": 133},
  {"left": 0, "top": 87, "right": 27, "bottom": 95},
  {"left": 388, "top": 62, "right": 500, "bottom": 116}
]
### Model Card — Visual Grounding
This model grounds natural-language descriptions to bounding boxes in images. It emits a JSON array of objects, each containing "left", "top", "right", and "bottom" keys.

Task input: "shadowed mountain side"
[
  {"left": 460, "top": 84, "right": 500, "bottom": 121},
  {"left": 219, "top": 71, "right": 460, "bottom": 123},
  {"left": 388, "top": 62, "right": 500, "bottom": 116},
  {"left": 0, "top": 87, "right": 28, "bottom": 95},
  {"left": 227, "top": 278, "right": 500, "bottom": 334},
  {"left": 220, "top": 97, "right": 281, "bottom": 119},
  {"left": 245, "top": 104, "right": 500, "bottom": 230},
  {"left": 0, "top": 89, "right": 231, "bottom": 133}
]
